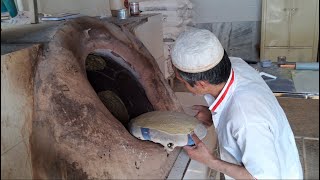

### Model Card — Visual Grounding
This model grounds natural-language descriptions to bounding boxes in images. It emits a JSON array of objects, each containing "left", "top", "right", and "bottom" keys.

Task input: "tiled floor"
[
  {"left": 277, "top": 97, "right": 319, "bottom": 179},
  {"left": 277, "top": 98, "right": 319, "bottom": 138},
  {"left": 304, "top": 139, "right": 319, "bottom": 179}
]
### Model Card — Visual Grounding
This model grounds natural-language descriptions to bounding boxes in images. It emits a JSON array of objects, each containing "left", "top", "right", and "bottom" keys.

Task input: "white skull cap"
[{"left": 171, "top": 28, "right": 224, "bottom": 73}]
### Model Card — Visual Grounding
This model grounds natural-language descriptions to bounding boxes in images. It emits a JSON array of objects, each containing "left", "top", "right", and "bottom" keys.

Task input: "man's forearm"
[{"left": 207, "top": 158, "right": 255, "bottom": 179}]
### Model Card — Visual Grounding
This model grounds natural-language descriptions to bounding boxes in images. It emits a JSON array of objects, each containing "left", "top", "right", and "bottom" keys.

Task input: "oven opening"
[{"left": 85, "top": 52, "right": 154, "bottom": 129}]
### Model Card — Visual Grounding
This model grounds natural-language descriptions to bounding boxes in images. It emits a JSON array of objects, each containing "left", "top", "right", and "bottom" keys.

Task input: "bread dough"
[
  {"left": 98, "top": 90, "right": 129, "bottom": 125},
  {"left": 131, "top": 111, "right": 199, "bottom": 134},
  {"left": 86, "top": 54, "right": 107, "bottom": 71}
]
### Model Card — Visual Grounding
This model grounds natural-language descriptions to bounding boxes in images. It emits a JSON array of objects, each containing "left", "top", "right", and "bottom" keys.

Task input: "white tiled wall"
[
  {"left": 191, "top": 0, "right": 262, "bottom": 23},
  {"left": 191, "top": 0, "right": 262, "bottom": 61}
]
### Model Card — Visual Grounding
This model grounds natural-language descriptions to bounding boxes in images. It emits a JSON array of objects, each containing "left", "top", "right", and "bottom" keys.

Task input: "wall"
[
  {"left": 1, "top": 45, "right": 39, "bottom": 179},
  {"left": 38, "top": 0, "right": 111, "bottom": 16},
  {"left": 190, "top": 0, "right": 262, "bottom": 61},
  {"left": 17, "top": 0, "right": 143, "bottom": 16},
  {"left": 191, "top": 0, "right": 261, "bottom": 23},
  {"left": 14, "top": 0, "right": 262, "bottom": 61},
  {"left": 15, "top": 0, "right": 111, "bottom": 16}
]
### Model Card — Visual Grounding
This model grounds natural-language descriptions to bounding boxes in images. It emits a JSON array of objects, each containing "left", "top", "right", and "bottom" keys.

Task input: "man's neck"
[{"left": 208, "top": 82, "right": 226, "bottom": 99}]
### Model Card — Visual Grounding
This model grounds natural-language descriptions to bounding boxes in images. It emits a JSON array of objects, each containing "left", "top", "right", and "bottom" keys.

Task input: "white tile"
[
  {"left": 167, "top": 150, "right": 190, "bottom": 179},
  {"left": 183, "top": 160, "right": 210, "bottom": 179},
  {"left": 1, "top": 138, "right": 33, "bottom": 179},
  {"left": 134, "top": 14, "right": 164, "bottom": 60},
  {"left": 1, "top": 48, "right": 34, "bottom": 154},
  {"left": 1, "top": 46, "right": 36, "bottom": 179},
  {"left": 211, "top": 22, "right": 232, "bottom": 50},
  {"left": 191, "top": 0, "right": 262, "bottom": 23}
]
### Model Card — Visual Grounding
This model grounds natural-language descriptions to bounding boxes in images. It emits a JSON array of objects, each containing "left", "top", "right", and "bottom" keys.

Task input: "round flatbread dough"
[
  {"left": 98, "top": 90, "right": 129, "bottom": 125},
  {"left": 131, "top": 111, "right": 199, "bottom": 135},
  {"left": 86, "top": 54, "right": 107, "bottom": 71}
]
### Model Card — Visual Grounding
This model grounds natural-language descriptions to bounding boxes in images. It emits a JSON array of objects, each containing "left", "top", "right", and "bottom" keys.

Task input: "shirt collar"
[{"left": 208, "top": 68, "right": 235, "bottom": 113}]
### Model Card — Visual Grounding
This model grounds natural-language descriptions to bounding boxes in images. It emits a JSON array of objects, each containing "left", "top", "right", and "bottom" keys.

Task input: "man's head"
[{"left": 171, "top": 28, "right": 231, "bottom": 95}]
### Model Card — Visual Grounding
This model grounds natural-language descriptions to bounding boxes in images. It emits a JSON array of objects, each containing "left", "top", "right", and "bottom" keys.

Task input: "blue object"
[
  {"left": 140, "top": 128, "right": 151, "bottom": 140},
  {"left": 1, "top": 0, "right": 17, "bottom": 17},
  {"left": 1, "top": 0, "right": 7, "bottom": 12},
  {"left": 295, "top": 62, "right": 319, "bottom": 70},
  {"left": 261, "top": 60, "right": 272, "bottom": 68},
  {"left": 187, "top": 134, "right": 195, "bottom": 146}
]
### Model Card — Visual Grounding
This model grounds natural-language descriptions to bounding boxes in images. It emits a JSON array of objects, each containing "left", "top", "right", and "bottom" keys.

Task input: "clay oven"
[{"left": 1, "top": 16, "right": 182, "bottom": 179}]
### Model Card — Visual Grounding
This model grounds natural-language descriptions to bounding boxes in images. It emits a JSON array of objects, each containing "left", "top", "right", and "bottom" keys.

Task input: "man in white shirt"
[{"left": 171, "top": 28, "right": 303, "bottom": 179}]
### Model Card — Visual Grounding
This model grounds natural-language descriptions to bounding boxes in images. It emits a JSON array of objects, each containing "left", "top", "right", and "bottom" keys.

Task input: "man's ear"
[{"left": 195, "top": 81, "right": 208, "bottom": 89}]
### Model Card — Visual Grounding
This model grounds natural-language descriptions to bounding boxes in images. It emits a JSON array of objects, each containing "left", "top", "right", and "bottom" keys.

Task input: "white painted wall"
[
  {"left": 17, "top": 0, "right": 142, "bottom": 16},
  {"left": 15, "top": 0, "right": 261, "bottom": 21},
  {"left": 16, "top": 0, "right": 112, "bottom": 16},
  {"left": 37, "top": 0, "right": 111, "bottom": 16},
  {"left": 191, "top": 0, "right": 262, "bottom": 23}
]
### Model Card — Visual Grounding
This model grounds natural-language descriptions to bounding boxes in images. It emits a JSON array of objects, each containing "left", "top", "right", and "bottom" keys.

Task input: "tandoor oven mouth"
[{"left": 85, "top": 51, "right": 154, "bottom": 128}]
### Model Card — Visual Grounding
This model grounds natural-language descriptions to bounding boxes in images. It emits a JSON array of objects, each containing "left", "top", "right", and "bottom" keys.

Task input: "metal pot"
[
  {"left": 117, "top": 9, "right": 129, "bottom": 19},
  {"left": 129, "top": 2, "right": 140, "bottom": 16}
]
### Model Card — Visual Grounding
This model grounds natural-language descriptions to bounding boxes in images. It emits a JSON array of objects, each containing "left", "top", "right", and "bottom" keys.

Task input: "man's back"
[{"left": 214, "top": 57, "right": 303, "bottom": 179}]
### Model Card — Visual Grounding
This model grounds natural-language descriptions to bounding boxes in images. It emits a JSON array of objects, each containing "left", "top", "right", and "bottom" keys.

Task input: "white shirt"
[{"left": 204, "top": 57, "right": 303, "bottom": 179}]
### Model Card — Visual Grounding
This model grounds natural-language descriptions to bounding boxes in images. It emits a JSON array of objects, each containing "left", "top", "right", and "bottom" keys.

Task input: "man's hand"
[
  {"left": 184, "top": 134, "right": 255, "bottom": 180},
  {"left": 192, "top": 105, "right": 213, "bottom": 128},
  {"left": 183, "top": 133, "right": 216, "bottom": 166}
]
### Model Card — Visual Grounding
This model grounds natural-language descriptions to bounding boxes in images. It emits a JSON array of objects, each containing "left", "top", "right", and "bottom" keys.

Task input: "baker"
[{"left": 171, "top": 28, "right": 303, "bottom": 179}]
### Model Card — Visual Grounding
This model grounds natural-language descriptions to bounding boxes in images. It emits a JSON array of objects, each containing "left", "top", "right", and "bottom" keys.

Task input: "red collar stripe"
[{"left": 210, "top": 69, "right": 235, "bottom": 112}]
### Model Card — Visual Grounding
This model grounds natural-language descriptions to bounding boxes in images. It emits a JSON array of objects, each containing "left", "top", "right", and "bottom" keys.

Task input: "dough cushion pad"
[
  {"left": 131, "top": 111, "right": 199, "bottom": 134},
  {"left": 129, "top": 111, "right": 207, "bottom": 151}
]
